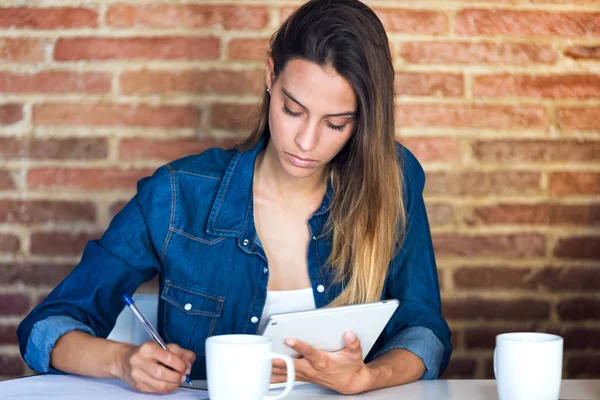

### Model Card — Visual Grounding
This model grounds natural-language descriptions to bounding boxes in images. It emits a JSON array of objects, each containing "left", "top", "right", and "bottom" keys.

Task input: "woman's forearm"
[
  {"left": 51, "top": 330, "right": 133, "bottom": 378},
  {"left": 364, "top": 348, "right": 426, "bottom": 391}
]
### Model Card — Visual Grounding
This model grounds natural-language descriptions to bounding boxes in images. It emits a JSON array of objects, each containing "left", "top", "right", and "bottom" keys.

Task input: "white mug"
[
  {"left": 206, "top": 334, "right": 295, "bottom": 400},
  {"left": 494, "top": 332, "right": 563, "bottom": 400}
]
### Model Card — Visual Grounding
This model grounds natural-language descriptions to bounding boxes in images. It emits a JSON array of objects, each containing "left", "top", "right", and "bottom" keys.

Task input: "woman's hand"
[
  {"left": 116, "top": 342, "right": 196, "bottom": 394},
  {"left": 271, "top": 331, "right": 375, "bottom": 395}
]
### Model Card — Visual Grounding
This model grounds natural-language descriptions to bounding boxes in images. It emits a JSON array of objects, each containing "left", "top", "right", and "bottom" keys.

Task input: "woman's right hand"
[{"left": 116, "top": 342, "right": 195, "bottom": 394}]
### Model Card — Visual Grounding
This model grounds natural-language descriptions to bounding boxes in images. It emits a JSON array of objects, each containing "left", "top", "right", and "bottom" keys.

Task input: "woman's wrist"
[{"left": 109, "top": 341, "right": 135, "bottom": 379}]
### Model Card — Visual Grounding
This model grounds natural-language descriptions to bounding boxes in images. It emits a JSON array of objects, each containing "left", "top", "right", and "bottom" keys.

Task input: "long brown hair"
[{"left": 241, "top": 0, "right": 405, "bottom": 306}]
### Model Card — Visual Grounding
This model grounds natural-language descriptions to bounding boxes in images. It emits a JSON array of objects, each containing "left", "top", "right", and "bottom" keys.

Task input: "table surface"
[{"left": 1, "top": 375, "right": 599, "bottom": 399}]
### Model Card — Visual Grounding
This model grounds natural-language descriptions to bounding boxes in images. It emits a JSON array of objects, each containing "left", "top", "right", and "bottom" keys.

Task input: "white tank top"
[{"left": 258, "top": 288, "right": 316, "bottom": 333}]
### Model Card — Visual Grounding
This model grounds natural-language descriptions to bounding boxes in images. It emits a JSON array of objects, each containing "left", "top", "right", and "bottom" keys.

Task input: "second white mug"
[
  {"left": 206, "top": 334, "right": 295, "bottom": 400},
  {"left": 494, "top": 332, "right": 563, "bottom": 400}
]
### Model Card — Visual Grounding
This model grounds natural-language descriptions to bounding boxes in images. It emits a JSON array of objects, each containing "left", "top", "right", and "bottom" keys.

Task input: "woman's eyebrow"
[{"left": 281, "top": 87, "right": 356, "bottom": 118}]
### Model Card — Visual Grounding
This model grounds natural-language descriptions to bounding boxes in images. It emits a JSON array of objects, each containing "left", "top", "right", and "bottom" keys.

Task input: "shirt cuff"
[
  {"left": 24, "top": 315, "right": 96, "bottom": 374},
  {"left": 373, "top": 326, "right": 444, "bottom": 380}
]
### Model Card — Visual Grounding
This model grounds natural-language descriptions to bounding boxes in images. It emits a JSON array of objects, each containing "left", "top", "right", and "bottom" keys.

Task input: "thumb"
[{"left": 344, "top": 331, "right": 361, "bottom": 350}]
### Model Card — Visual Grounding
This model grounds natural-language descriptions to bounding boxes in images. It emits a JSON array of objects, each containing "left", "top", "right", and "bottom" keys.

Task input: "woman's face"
[{"left": 265, "top": 58, "right": 357, "bottom": 180}]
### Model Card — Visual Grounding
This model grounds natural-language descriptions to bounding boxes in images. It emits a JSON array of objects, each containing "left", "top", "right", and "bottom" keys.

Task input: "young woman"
[{"left": 17, "top": 0, "right": 451, "bottom": 395}]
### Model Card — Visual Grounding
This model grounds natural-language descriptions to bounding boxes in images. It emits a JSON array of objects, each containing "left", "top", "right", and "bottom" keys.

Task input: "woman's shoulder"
[
  {"left": 167, "top": 145, "right": 238, "bottom": 179},
  {"left": 395, "top": 141, "right": 426, "bottom": 192}
]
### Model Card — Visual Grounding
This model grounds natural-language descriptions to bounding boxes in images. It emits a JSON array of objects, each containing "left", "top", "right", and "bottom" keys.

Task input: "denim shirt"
[{"left": 17, "top": 137, "right": 452, "bottom": 380}]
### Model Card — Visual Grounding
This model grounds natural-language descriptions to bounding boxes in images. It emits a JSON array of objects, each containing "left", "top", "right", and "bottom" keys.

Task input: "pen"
[{"left": 123, "top": 294, "right": 192, "bottom": 386}]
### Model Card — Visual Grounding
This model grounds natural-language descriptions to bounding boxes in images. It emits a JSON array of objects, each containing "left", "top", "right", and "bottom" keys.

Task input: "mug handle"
[
  {"left": 264, "top": 352, "right": 295, "bottom": 400},
  {"left": 493, "top": 347, "right": 498, "bottom": 379}
]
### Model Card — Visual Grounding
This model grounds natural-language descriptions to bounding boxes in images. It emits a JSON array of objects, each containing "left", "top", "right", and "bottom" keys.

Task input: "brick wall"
[{"left": 0, "top": 0, "right": 599, "bottom": 382}]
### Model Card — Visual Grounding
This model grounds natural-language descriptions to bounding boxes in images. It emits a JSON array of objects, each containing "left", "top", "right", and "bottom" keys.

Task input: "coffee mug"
[
  {"left": 206, "top": 334, "right": 295, "bottom": 400},
  {"left": 494, "top": 332, "right": 563, "bottom": 400}
]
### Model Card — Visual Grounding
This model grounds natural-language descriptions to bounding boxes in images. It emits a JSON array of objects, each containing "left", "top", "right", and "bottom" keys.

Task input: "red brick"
[
  {"left": 30, "top": 231, "right": 99, "bottom": 256},
  {"left": 0, "top": 170, "right": 15, "bottom": 190},
  {"left": 565, "top": 46, "right": 600, "bottom": 60},
  {"left": 107, "top": 5, "right": 269, "bottom": 30},
  {"left": 211, "top": 103, "right": 257, "bottom": 130},
  {"left": 27, "top": 167, "right": 152, "bottom": 191},
  {"left": 558, "top": 108, "right": 600, "bottom": 132},
  {"left": 567, "top": 355, "right": 600, "bottom": 378},
  {"left": 425, "top": 171, "right": 542, "bottom": 196},
  {"left": 473, "top": 140, "right": 600, "bottom": 162},
  {"left": 433, "top": 233, "right": 545, "bottom": 258},
  {"left": 33, "top": 103, "right": 200, "bottom": 128},
  {"left": 397, "top": 104, "right": 548, "bottom": 130},
  {"left": 466, "top": 204, "right": 600, "bottom": 226},
  {"left": 0, "top": 137, "right": 108, "bottom": 159},
  {"left": 454, "top": 266, "right": 600, "bottom": 291},
  {"left": 374, "top": 8, "right": 448, "bottom": 35},
  {"left": 456, "top": 10, "right": 600, "bottom": 37},
  {"left": 0, "top": 234, "right": 19, "bottom": 254},
  {"left": 554, "top": 236, "right": 600, "bottom": 260},
  {"left": 120, "top": 137, "right": 237, "bottom": 161},
  {"left": 444, "top": 298, "right": 550, "bottom": 320},
  {"left": 557, "top": 298, "right": 600, "bottom": 321},
  {"left": 54, "top": 37, "right": 220, "bottom": 61},
  {"left": 550, "top": 172, "right": 600, "bottom": 197},
  {"left": 561, "top": 328, "right": 600, "bottom": 350},
  {"left": 228, "top": 38, "right": 269, "bottom": 61},
  {"left": 0, "top": 104, "right": 23, "bottom": 125},
  {"left": 395, "top": 72, "right": 463, "bottom": 97},
  {"left": 120, "top": 69, "right": 264, "bottom": 95},
  {"left": 0, "top": 200, "right": 96, "bottom": 224},
  {"left": 474, "top": 74, "right": 600, "bottom": 99},
  {"left": 425, "top": 203, "right": 455, "bottom": 226},
  {"left": 0, "top": 262, "right": 74, "bottom": 286},
  {"left": 0, "top": 324, "right": 18, "bottom": 345},
  {"left": 0, "top": 7, "right": 97, "bottom": 29},
  {"left": 439, "top": 357, "right": 477, "bottom": 379},
  {"left": 400, "top": 137, "right": 460, "bottom": 162},
  {"left": 464, "top": 326, "right": 537, "bottom": 349},
  {"left": 0, "top": 355, "right": 24, "bottom": 376},
  {"left": 402, "top": 42, "right": 557, "bottom": 65},
  {"left": 0, "top": 38, "right": 45, "bottom": 62},
  {"left": 0, "top": 293, "right": 29, "bottom": 316},
  {"left": 0, "top": 71, "right": 111, "bottom": 94}
]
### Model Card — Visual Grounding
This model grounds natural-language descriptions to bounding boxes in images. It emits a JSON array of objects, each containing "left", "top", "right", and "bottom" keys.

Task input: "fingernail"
[
  {"left": 186, "top": 368, "right": 191, "bottom": 375},
  {"left": 284, "top": 338, "right": 295, "bottom": 347},
  {"left": 347, "top": 331, "right": 357, "bottom": 341},
  {"left": 181, "top": 375, "right": 187, "bottom": 383}
]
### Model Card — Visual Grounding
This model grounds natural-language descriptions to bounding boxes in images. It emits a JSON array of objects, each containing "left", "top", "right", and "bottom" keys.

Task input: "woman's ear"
[{"left": 265, "top": 57, "right": 275, "bottom": 91}]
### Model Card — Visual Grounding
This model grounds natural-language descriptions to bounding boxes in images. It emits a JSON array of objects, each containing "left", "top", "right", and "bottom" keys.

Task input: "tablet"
[{"left": 260, "top": 299, "right": 399, "bottom": 360}]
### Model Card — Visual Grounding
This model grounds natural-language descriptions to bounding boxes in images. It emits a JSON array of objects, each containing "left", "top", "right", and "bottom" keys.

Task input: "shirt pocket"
[{"left": 160, "top": 279, "right": 225, "bottom": 351}]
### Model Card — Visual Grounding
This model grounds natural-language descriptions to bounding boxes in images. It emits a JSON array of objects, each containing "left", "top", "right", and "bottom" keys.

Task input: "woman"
[{"left": 17, "top": 0, "right": 451, "bottom": 394}]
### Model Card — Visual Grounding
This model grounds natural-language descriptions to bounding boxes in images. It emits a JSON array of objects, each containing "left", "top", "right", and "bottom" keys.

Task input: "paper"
[{"left": 0, "top": 375, "right": 209, "bottom": 400}]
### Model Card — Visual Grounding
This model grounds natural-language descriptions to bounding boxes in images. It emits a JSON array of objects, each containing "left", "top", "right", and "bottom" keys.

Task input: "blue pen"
[{"left": 123, "top": 294, "right": 192, "bottom": 386}]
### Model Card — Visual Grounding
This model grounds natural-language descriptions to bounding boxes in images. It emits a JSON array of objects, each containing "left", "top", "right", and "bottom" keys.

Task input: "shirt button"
[
  {"left": 251, "top": 316, "right": 259, "bottom": 323},
  {"left": 242, "top": 239, "right": 249, "bottom": 246},
  {"left": 184, "top": 303, "right": 192, "bottom": 311},
  {"left": 263, "top": 267, "right": 268, "bottom": 274},
  {"left": 317, "top": 285, "right": 325, "bottom": 293},
  {"left": 312, "top": 236, "right": 317, "bottom": 240}
]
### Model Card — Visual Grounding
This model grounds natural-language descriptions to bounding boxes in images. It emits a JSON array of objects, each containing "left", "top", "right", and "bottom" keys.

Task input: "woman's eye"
[
  {"left": 282, "top": 105, "right": 302, "bottom": 117},
  {"left": 327, "top": 123, "right": 346, "bottom": 132}
]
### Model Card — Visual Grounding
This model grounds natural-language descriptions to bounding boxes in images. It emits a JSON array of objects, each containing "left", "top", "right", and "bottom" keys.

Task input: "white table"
[{"left": 1, "top": 375, "right": 599, "bottom": 399}]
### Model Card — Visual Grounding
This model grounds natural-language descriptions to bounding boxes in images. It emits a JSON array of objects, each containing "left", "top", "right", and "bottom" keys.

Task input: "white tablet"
[{"left": 260, "top": 299, "right": 399, "bottom": 360}]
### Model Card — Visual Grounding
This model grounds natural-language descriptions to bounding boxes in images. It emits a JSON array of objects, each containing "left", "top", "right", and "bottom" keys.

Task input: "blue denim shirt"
[{"left": 17, "top": 137, "right": 452, "bottom": 380}]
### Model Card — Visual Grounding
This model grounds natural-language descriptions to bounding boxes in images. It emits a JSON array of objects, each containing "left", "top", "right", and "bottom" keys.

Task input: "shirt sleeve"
[
  {"left": 17, "top": 165, "right": 173, "bottom": 374},
  {"left": 371, "top": 145, "right": 452, "bottom": 379}
]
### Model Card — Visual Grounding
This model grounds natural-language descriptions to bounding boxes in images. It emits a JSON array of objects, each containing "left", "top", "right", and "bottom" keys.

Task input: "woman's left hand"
[{"left": 270, "top": 331, "right": 374, "bottom": 395}]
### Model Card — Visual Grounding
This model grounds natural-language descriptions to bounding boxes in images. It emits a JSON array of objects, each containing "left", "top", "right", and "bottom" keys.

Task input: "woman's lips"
[{"left": 286, "top": 152, "right": 318, "bottom": 167}]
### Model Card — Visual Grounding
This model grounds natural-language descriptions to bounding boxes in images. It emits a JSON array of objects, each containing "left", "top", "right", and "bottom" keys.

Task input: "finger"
[
  {"left": 272, "top": 367, "right": 287, "bottom": 375},
  {"left": 285, "top": 338, "right": 322, "bottom": 365},
  {"left": 270, "top": 374, "right": 287, "bottom": 384},
  {"left": 141, "top": 343, "right": 187, "bottom": 374},
  {"left": 167, "top": 343, "right": 196, "bottom": 372},
  {"left": 272, "top": 358, "right": 288, "bottom": 369},
  {"left": 142, "top": 361, "right": 184, "bottom": 385},
  {"left": 131, "top": 366, "right": 180, "bottom": 394},
  {"left": 344, "top": 331, "right": 362, "bottom": 351}
]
